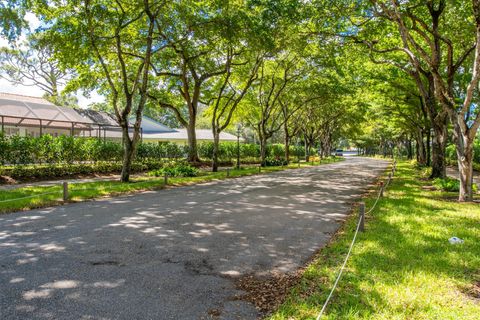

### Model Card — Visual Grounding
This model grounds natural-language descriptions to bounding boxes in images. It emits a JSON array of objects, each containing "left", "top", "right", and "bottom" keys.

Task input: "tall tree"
[
  {"left": 0, "top": 35, "right": 75, "bottom": 106},
  {"left": 242, "top": 54, "right": 302, "bottom": 165},
  {"left": 206, "top": 53, "right": 262, "bottom": 171},
  {"left": 367, "top": 0, "right": 480, "bottom": 201},
  {"left": 353, "top": 1, "right": 449, "bottom": 179},
  {"left": 0, "top": 0, "right": 26, "bottom": 41},
  {"left": 33, "top": 0, "right": 163, "bottom": 182},
  {"left": 149, "top": 1, "right": 233, "bottom": 163}
]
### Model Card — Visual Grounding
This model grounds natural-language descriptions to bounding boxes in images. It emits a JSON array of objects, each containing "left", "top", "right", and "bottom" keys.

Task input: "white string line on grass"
[
  {"left": 365, "top": 176, "right": 389, "bottom": 216},
  {"left": 316, "top": 163, "right": 394, "bottom": 319},
  {"left": 315, "top": 212, "right": 363, "bottom": 320}
]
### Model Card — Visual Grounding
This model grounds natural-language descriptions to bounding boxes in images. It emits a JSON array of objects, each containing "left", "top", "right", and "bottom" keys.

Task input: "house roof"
[
  {"left": 0, "top": 93, "right": 240, "bottom": 142},
  {"left": 0, "top": 93, "right": 95, "bottom": 129},
  {"left": 143, "top": 128, "right": 240, "bottom": 141},
  {"left": 75, "top": 108, "right": 118, "bottom": 127},
  {"left": 138, "top": 116, "right": 176, "bottom": 133},
  {"left": 103, "top": 128, "right": 241, "bottom": 142}
]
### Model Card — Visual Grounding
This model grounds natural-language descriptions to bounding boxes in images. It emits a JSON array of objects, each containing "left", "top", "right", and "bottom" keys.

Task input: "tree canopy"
[{"left": 1, "top": 0, "right": 480, "bottom": 200}]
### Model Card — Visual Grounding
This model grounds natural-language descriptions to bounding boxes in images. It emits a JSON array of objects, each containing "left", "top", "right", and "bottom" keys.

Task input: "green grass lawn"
[
  {"left": 0, "top": 157, "right": 342, "bottom": 214},
  {"left": 270, "top": 161, "right": 480, "bottom": 320}
]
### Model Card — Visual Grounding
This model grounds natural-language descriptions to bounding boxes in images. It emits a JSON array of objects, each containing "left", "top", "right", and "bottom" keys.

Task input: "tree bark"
[
  {"left": 186, "top": 118, "right": 200, "bottom": 163},
  {"left": 260, "top": 136, "right": 267, "bottom": 166},
  {"left": 304, "top": 138, "right": 309, "bottom": 162},
  {"left": 426, "top": 129, "right": 431, "bottom": 166},
  {"left": 455, "top": 135, "right": 474, "bottom": 202},
  {"left": 120, "top": 128, "right": 136, "bottom": 182},
  {"left": 430, "top": 123, "right": 447, "bottom": 179},
  {"left": 451, "top": 115, "right": 476, "bottom": 202},
  {"left": 212, "top": 131, "right": 220, "bottom": 172},
  {"left": 406, "top": 138, "right": 413, "bottom": 160},
  {"left": 284, "top": 133, "right": 290, "bottom": 163},
  {"left": 415, "top": 129, "right": 427, "bottom": 166}
]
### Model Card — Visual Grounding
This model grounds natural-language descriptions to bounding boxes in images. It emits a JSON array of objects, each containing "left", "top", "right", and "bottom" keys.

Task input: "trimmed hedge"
[
  {"left": 0, "top": 133, "right": 307, "bottom": 165},
  {"left": 0, "top": 134, "right": 187, "bottom": 165},
  {"left": 0, "top": 161, "right": 163, "bottom": 180},
  {"left": 197, "top": 141, "right": 305, "bottom": 161}
]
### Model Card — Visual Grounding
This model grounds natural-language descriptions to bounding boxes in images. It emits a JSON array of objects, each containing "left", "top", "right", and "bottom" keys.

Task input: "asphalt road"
[{"left": 0, "top": 157, "right": 388, "bottom": 320}]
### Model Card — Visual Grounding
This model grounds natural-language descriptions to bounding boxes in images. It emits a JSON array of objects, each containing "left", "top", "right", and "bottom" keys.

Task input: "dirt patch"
[
  {"left": 0, "top": 175, "right": 16, "bottom": 185},
  {"left": 232, "top": 272, "right": 301, "bottom": 315},
  {"left": 465, "top": 280, "right": 480, "bottom": 301}
]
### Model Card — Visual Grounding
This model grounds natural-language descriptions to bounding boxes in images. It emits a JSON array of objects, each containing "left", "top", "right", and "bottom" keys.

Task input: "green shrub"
[
  {"left": 433, "top": 177, "right": 478, "bottom": 192},
  {"left": 433, "top": 177, "right": 459, "bottom": 192},
  {"left": 198, "top": 141, "right": 215, "bottom": 159},
  {"left": 241, "top": 143, "right": 260, "bottom": 158},
  {"left": 264, "top": 157, "right": 288, "bottom": 167},
  {"left": 267, "top": 144, "right": 285, "bottom": 158},
  {"left": 290, "top": 145, "right": 305, "bottom": 157},
  {"left": 198, "top": 141, "right": 237, "bottom": 161},
  {"left": 0, "top": 161, "right": 163, "bottom": 180},
  {"left": 446, "top": 144, "right": 457, "bottom": 162},
  {"left": 0, "top": 133, "right": 9, "bottom": 165},
  {"left": 149, "top": 162, "right": 198, "bottom": 177}
]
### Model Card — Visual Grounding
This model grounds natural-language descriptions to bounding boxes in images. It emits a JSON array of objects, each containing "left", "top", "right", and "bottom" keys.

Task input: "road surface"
[{"left": 0, "top": 157, "right": 388, "bottom": 320}]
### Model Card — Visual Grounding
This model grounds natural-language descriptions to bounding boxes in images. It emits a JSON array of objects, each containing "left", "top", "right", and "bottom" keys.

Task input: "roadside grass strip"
[
  {"left": 270, "top": 161, "right": 480, "bottom": 320},
  {"left": 0, "top": 157, "right": 343, "bottom": 214}
]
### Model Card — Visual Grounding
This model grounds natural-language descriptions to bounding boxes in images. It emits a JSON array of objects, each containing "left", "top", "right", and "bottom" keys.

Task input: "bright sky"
[{"left": 0, "top": 13, "right": 105, "bottom": 108}]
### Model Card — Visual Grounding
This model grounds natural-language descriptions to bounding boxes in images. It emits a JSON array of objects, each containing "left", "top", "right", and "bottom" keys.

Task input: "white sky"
[{"left": 0, "top": 13, "right": 105, "bottom": 108}]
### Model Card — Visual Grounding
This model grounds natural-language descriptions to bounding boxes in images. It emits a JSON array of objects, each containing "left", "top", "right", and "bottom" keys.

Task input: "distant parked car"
[{"left": 335, "top": 149, "right": 344, "bottom": 156}]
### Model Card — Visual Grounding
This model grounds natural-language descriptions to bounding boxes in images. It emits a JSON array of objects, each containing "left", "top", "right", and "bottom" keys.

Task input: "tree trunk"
[
  {"left": 325, "top": 136, "right": 332, "bottom": 158},
  {"left": 415, "top": 129, "right": 427, "bottom": 166},
  {"left": 260, "top": 136, "right": 267, "bottom": 166},
  {"left": 430, "top": 124, "right": 447, "bottom": 179},
  {"left": 304, "top": 138, "right": 309, "bottom": 162},
  {"left": 186, "top": 118, "right": 200, "bottom": 163},
  {"left": 211, "top": 131, "right": 220, "bottom": 172},
  {"left": 407, "top": 138, "right": 413, "bottom": 160},
  {"left": 284, "top": 134, "right": 290, "bottom": 163},
  {"left": 426, "top": 130, "right": 431, "bottom": 166},
  {"left": 120, "top": 128, "right": 135, "bottom": 183},
  {"left": 456, "top": 141, "right": 474, "bottom": 202},
  {"left": 452, "top": 120, "right": 475, "bottom": 202}
]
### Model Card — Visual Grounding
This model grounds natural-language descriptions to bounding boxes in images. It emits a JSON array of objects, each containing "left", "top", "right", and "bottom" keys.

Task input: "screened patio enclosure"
[{"left": 0, "top": 93, "right": 135, "bottom": 140}]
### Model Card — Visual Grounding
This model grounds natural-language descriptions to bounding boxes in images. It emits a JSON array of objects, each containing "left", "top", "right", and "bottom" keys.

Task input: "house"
[
  {"left": 0, "top": 92, "right": 98, "bottom": 137},
  {"left": 0, "top": 92, "right": 240, "bottom": 143},
  {"left": 140, "top": 128, "right": 240, "bottom": 144}
]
